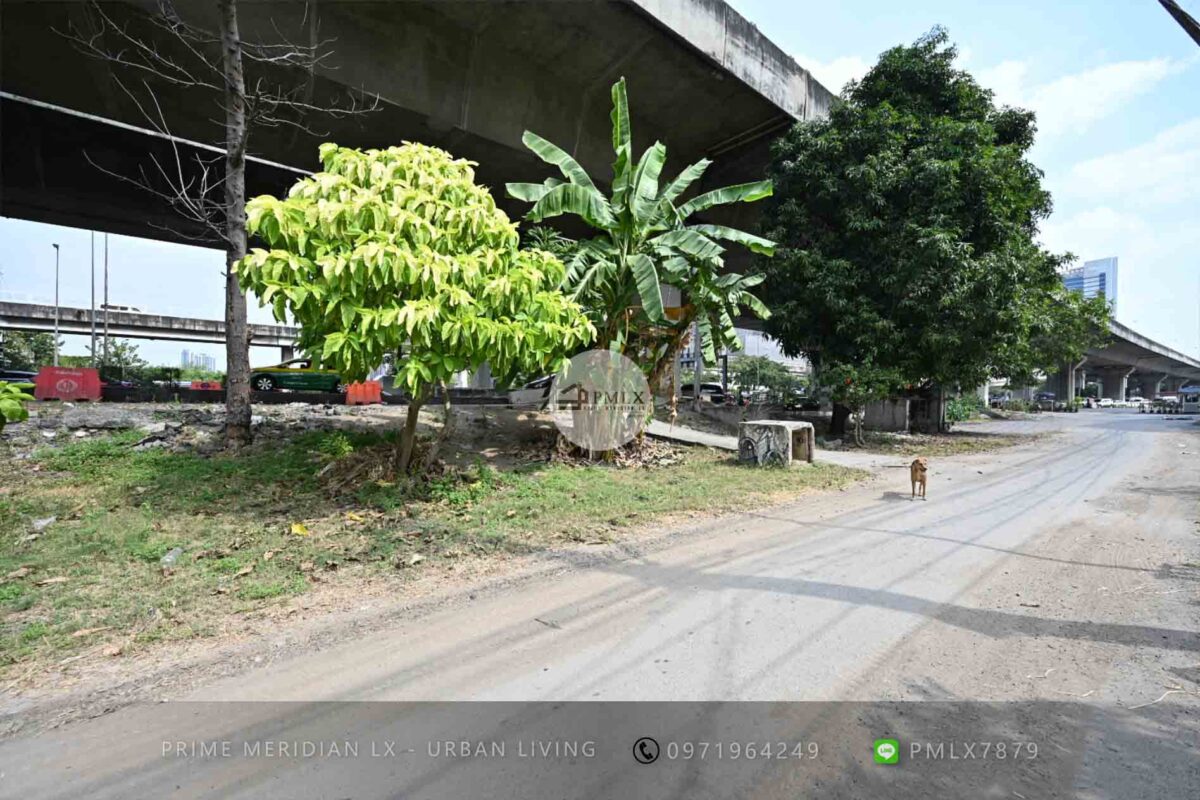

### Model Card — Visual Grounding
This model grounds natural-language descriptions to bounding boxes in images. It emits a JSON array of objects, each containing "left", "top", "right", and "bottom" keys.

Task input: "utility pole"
[
  {"left": 90, "top": 231, "right": 97, "bottom": 365},
  {"left": 103, "top": 233, "right": 110, "bottom": 366},
  {"left": 52, "top": 243, "right": 61, "bottom": 366}
]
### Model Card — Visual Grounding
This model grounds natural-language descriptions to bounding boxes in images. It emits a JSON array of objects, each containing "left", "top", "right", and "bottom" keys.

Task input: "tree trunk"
[
  {"left": 396, "top": 388, "right": 427, "bottom": 474},
  {"left": 830, "top": 402, "right": 851, "bottom": 437},
  {"left": 421, "top": 381, "right": 455, "bottom": 471},
  {"left": 219, "top": 0, "right": 252, "bottom": 448}
]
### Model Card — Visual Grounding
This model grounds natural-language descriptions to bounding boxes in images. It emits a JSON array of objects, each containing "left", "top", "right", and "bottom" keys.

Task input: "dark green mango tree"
[{"left": 761, "top": 28, "right": 1108, "bottom": 434}]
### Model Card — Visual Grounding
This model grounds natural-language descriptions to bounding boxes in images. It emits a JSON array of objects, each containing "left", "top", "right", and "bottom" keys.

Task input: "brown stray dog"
[{"left": 910, "top": 457, "right": 928, "bottom": 500}]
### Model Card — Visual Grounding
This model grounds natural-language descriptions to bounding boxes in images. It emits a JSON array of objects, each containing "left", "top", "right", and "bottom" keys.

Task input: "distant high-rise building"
[
  {"left": 1063, "top": 257, "right": 1118, "bottom": 316},
  {"left": 180, "top": 349, "right": 216, "bottom": 371}
]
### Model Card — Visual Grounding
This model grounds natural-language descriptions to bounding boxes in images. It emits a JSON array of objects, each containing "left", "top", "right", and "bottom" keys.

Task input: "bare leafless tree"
[{"left": 63, "top": 0, "right": 378, "bottom": 446}]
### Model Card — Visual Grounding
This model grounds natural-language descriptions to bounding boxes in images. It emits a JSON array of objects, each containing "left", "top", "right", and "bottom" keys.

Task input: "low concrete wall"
[{"left": 863, "top": 398, "right": 909, "bottom": 432}]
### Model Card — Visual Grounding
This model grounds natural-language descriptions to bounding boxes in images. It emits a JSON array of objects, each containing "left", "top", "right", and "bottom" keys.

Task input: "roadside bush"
[
  {"left": 0, "top": 381, "right": 34, "bottom": 433},
  {"left": 946, "top": 394, "right": 985, "bottom": 423}
]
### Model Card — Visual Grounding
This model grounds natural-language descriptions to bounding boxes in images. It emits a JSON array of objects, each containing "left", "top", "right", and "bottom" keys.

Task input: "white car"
[{"left": 1098, "top": 397, "right": 1114, "bottom": 408}]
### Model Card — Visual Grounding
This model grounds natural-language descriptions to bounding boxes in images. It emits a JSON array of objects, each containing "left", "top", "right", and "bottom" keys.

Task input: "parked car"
[
  {"left": 1098, "top": 397, "right": 1114, "bottom": 408},
  {"left": 0, "top": 369, "right": 38, "bottom": 388},
  {"left": 507, "top": 375, "right": 554, "bottom": 408},
  {"left": 680, "top": 382, "right": 727, "bottom": 404},
  {"left": 249, "top": 358, "right": 342, "bottom": 392},
  {"left": 1034, "top": 391, "right": 1056, "bottom": 411}
]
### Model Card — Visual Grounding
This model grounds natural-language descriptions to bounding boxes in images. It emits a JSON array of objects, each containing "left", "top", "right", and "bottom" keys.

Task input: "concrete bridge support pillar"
[
  {"left": 1097, "top": 367, "right": 1136, "bottom": 400},
  {"left": 280, "top": 345, "right": 295, "bottom": 361},
  {"left": 1043, "top": 365, "right": 1070, "bottom": 399}
]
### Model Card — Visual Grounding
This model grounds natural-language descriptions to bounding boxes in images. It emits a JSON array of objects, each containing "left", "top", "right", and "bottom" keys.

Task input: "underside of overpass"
[
  {"left": 1, "top": 0, "right": 833, "bottom": 253},
  {"left": 1044, "top": 319, "right": 1200, "bottom": 400}
]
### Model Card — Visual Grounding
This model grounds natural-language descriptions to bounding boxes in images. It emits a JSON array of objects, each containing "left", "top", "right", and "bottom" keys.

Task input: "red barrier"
[
  {"left": 34, "top": 367, "right": 102, "bottom": 401},
  {"left": 345, "top": 381, "right": 382, "bottom": 405},
  {"left": 190, "top": 380, "right": 223, "bottom": 390}
]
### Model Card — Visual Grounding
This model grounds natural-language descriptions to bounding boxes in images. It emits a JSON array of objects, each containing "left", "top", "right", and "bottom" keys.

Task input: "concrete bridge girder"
[{"left": 1, "top": 0, "right": 834, "bottom": 251}]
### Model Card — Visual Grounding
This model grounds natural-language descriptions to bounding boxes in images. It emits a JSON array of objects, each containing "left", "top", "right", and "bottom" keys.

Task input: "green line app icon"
[{"left": 873, "top": 738, "right": 900, "bottom": 764}]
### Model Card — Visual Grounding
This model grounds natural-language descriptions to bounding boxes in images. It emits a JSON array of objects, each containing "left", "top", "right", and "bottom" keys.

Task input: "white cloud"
[
  {"left": 1062, "top": 118, "right": 1200, "bottom": 205},
  {"left": 795, "top": 53, "right": 871, "bottom": 95},
  {"left": 1040, "top": 205, "right": 1200, "bottom": 353},
  {"left": 977, "top": 57, "right": 1188, "bottom": 139}
]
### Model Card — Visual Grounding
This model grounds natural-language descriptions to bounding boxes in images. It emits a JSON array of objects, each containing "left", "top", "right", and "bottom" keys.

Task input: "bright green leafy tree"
[
  {"left": 761, "top": 28, "right": 1108, "bottom": 434},
  {"left": 507, "top": 78, "right": 774, "bottom": 395},
  {"left": 236, "top": 142, "right": 595, "bottom": 473}
]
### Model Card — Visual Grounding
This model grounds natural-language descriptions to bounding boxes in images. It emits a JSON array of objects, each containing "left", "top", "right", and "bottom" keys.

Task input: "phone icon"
[{"left": 633, "top": 737, "right": 660, "bottom": 764}]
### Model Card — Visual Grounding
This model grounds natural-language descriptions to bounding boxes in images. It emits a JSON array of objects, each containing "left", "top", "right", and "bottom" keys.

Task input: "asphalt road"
[{"left": 2, "top": 411, "right": 1197, "bottom": 798}]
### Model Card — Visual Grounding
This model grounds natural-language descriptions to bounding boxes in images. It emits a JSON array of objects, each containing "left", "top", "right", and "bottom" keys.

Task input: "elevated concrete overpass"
[
  {"left": 0, "top": 301, "right": 299, "bottom": 358},
  {"left": 1, "top": 0, "right": 834, "bottom": 249},
  {"left": 1046, "top": 319, "right": 1200, "bottom": 401}
]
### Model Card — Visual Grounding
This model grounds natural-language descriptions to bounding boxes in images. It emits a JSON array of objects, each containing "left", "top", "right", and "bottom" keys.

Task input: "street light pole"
[
  {"left": 103, "top": 233, "right": 110, "bottom": 366},
  {"left": 52, "top": 243, "right": 61, "bottom": 366},
  {"left": 90, "top": 231, "right": 97, "bottom": 366}
]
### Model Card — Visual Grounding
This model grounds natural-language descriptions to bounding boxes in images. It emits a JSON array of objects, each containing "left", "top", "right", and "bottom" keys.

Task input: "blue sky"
[
  {"left": 729, "top": 0, "right": 1200, "bottom": 355},
  {"left": 1, "top": 1, "right": 1197, "bottom": 367}
]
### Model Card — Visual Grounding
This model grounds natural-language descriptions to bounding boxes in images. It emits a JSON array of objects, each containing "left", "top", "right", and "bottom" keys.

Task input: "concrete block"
[{"left": 737, "top": 420, "right": 815, "bottom": 466}]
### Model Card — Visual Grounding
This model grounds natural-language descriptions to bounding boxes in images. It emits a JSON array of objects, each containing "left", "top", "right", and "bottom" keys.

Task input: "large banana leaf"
[
  {"left": 506, "top": 176, "right": 564, "bottom": 203},
  {"left": 521, "top": 131, "right": 597, "bottom": 191},
  {"left": 676, "top": 180, "right": 773, "bottom": 218},
  {"left": 688, "top": 224, "right": 776, "bottom": 256},
  {"left": 714, "top": 271, "right": 765, "bottom": 289},
  {"left": 610, "top": 78, "right": 633, "bottom": 213},
  {"left": 629, "top": 252, "right": 665, "bottom": 322},
  {"left": 658, "top": 158, "right": 711, "bottom": 210},
  {"left": 610, "top": 78, "right": 631, "bottom": 154},
  {"left": 630, "top": 142, "right": 667, "bottom": 222},
  {"left": 651, "top": 229, "right": 724, "bottom": 264},
  {"left": 527, "top": 183, "right": 616, "bottom": 230}
]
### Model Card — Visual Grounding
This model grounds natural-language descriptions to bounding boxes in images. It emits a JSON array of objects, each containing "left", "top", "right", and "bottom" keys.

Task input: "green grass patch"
[{"left": 1, "top": 430, "right": 866, "bottom": 674}]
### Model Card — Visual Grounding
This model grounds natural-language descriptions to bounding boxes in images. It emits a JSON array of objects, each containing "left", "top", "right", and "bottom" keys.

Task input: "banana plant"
[{"left": 506, "top": 77, "right": 776, "bottom": 384}]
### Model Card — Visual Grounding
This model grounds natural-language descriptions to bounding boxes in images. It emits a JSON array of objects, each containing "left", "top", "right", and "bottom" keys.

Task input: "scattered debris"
[
  {"left": 31, "top": 516, "right": 56, "bottom": 533},
  {"left": 159, "top": 547, "right": 184, "bottom": 573},
  {"left": 35, "top": 576, "right": 70, "bottom": 586},
  {"left": 71, "top": 626, "right": 113, "bottom": 639},
  {"left": 5, "top": 566, "right": 33, "bottom": 580}
]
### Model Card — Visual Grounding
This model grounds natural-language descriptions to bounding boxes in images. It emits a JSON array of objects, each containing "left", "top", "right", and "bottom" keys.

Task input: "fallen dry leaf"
[
  {"left": 6, "top": 566, "right": 33, "bottom": 580},
  {"left": 263, "top": 550, "right": 276, "bottom": 562},
  {"left": 36, "top": 576, "right": 70, "bottom": 586},
  {"left": 290, "top": 522, "right": 310, "bottom": 537},
  {"left": 345, "top": 512, "right": 365, "bottom": 522},
  {"left": 299, "top": 561, "right": 315, "bottom": 573},
  {"left": 234, "top": 565, "right": 254, "bottom": 578},
  {"left": 102, "top": 644, "right": 123, "bottom": 657}
]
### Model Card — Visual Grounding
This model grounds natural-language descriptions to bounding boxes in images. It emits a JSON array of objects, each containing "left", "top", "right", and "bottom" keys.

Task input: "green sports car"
[{"left": 249, "top": 358, "right": 343, "bottom": 393}]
